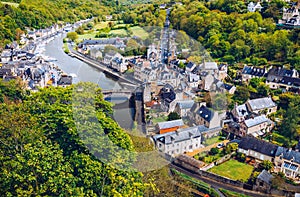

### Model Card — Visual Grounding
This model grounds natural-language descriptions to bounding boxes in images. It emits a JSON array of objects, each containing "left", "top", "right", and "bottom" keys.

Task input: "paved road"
[{"left": 170, "top": 164, "right": 276, "bottom": 197}]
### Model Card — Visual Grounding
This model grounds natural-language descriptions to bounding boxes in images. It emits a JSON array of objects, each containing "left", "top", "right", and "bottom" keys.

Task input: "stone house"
[
  {"left": 274, "top": 147, "right": 300, "bottom": 179},
  {"left": 241, "top": 66, "right": 267, "bottom": 83},
  {"left": 174, "top": 100, "right": 194, "bottom": 118},
  {"left": 152, "top": 126, "right": 202, "bottom": 157},
  {"left": 238, "top": 136, "right": 278, "bottom": 162},
  {"left": 253, "top": 170, "right": 273, "bottom": 194},
  {"left": 246, "top": 97, "right": 277, "bottom": 115},
  {"left": 156, "top": 119, "right": 185, "bottom": 134},
  {"left": 240, "top": 115, "right": 274, "bottom": 137}
]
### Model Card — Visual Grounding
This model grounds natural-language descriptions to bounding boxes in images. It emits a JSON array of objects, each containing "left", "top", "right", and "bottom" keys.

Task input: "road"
[{"left": 67, "top": 44, "right": 142, "bottom": 86}]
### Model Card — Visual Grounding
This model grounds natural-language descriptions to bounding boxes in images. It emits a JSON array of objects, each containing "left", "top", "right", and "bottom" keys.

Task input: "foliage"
[
  {"left": 233, "top": 86, "right": 250, "bottom": 104},
  {"left": 0, "top": 0, "right": 112, "bottom": 48},
  {"left": 167, "top": 112, "right": 181, "bottom": 121},
  {"left": 219, "top": 188, "right": 250, "bottom": 197},
  {"left": 67, "top": 32, "right": 78, "bottom": 42},
  {"left": 169, "top": 2, "right": 299, "bottom": 66},
  {"left": 0, "top": 81, "right": 149, "bottom": 196},
  {"left": 260, "top": 160, "right": 274, "bottom": 171},
  {"left": 210, "top": 147, "right": 220, "bottom": 155},
  {"left": 223, "top": 143, "right": 238, "bottom": 154}
]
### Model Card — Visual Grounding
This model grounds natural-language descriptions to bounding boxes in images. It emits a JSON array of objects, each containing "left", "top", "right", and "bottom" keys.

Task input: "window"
[{"left": 189, "top": 145, "right": 193, "bottom": 149}]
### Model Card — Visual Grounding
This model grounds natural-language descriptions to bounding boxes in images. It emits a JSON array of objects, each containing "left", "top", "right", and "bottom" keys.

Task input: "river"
[{"left": 44, "top": 33, "right": 134, "bottom": 130}]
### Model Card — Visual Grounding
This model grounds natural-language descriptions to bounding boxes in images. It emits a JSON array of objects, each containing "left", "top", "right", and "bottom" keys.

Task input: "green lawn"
[
  {"left": 151, "top": 116, "right": 168, "bottom": 124},
  {"left": 1, "top": 1, "right": 19, "bottom": 7},
  {"left": 94, "top": 21, "right": 110, "bottom": 30},
  {"left": 77, "top": 31, "right": 98, "bottom": 41},
  {"left": 208, "top": 160, "right": 253, "bottom": 182},
  {"left": 203, "top": 136, "right": 222, "bottom": 146},
  {"left": 130, "top": 26, "right": 148, "bottom": 39},
  {"left": 109, "top": 29, "right": 128, "bottom": 36}
]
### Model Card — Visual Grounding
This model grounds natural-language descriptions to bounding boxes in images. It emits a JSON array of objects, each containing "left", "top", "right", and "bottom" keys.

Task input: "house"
[
  {"left": 246, "top": 97, "right": 277, "bottom": 115},
  {"left": 156, "top": 119, "right": 185, "bottom": 134},
  {"left": 240, "top": 115, "right": 274, "bottom": 137},
  {"left": 111, "top": 56, "right": 126, "bottom": 72},
  {"left": 188, "top": 73, "right": 200, "bottom": 88},
  {"left": 218, "top": 64, "right": 228, "bottom": 80},
  {"left": 159, "top": 84, "right": 177, "bottom": 112},
  {"left": 89, "top": 47, "right": 103, "bottom": 60},
  {"left": 186, "top": 62, "right": 197, "bottom": 73},
  {"left": 174, "top": 100, "right": 194, "bottom": 118},
  {"left": 232, "top": 103, "right": 250, "bottom": 123},
  {"left": 279, "top": 5, "right": 300, "bottom": 27},
  {"left": 147, "top": 44, "right": 158, "bottom": 61},
  {"left": 200, "top": 74, "right": 215, "bottom": 91},
  {"left": 104, "top": 51, "right": 123, "bottom": 66},
  {"left": 152, "top": 126, "right": 202, "bottom": 157},
  {"left": 238, "top": 136, "right": 278, "bottom": 162},
  {"left": 266, "top": 67, "right": 300, "bottom": 91},
  {"left": 248, "top": 2, "right": 263, "bottom": 12},
  {"left": 57, "top": 75, "right": 72, "bottom": 87},
  {"left": 223, "top": 83, "right": 236, "bottom": 94},
  {"left": 241, "top": 66, "right": 267, "bottom": 83},
  {"left": 274, "top": 147, "right": 300, "bottom": 179},
  {"left": 189, "top": 103, "right": 223, "bottom": 130},
  {"left": 253, "top": 170, "right": 273, "bottom": 194}
]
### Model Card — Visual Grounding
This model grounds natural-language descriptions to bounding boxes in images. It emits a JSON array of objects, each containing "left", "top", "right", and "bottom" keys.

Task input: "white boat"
[{"left": 69, "top": 73, "right": 78, "bottom": 78}]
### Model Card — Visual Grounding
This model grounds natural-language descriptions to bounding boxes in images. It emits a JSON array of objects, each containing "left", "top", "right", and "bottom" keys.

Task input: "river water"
[{"left": 44, "top": 33, "right": 134, "bottom": 130}]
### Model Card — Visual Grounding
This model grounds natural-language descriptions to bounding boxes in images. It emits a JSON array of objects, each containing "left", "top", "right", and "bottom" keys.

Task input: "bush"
[{"left": 210, "top": 147, "right": 220, "bottom": 155}]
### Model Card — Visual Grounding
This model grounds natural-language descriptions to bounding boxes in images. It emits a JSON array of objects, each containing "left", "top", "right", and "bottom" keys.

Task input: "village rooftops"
[
  {"left": 276, "top": 147, "right": 300, "bottom": 164},
  {"left": 153, "top": 125, "right": 201, "bottom": 145},
  {"left": 244, "top": 115, "right": 270, "bottom": 128},
  {"left": 200, "top": 61, "right": 218, "bottom": 70},
  {"left": 176, "top": 100, "right": 195, "bottom": 109},
  {"left": 257, "top": 170, "right": 273, "bottom": 185},
  {"left": 238, "top": 136, "right": 278, "bottom": 157},
  {"left": 157, "top": 119, "right": 184, "bottom": 130},
  {"left": 247, "top": 97, "right": 276, "bottom": 111},
  {"left": 242, "top": 66, "right": 267, "bottom": 77},
  {"left": 197, "top": 105, "right": 214, "bottom": 122},
  {"left": 235, "top": 104, "right": 249, "bottom": 117}
]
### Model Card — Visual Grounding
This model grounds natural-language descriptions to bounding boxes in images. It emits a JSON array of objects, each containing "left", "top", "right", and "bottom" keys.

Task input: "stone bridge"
[{"left": 102, "top": 89, "right": 134, "bottom": 99}]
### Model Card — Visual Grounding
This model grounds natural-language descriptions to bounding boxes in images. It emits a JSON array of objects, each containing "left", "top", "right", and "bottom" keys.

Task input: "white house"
[
  {"left": 248, "top": 2, "right": 263, "bottom": 12},
  {"left": 152, "top": 126, "right": 202, "bottom": 157}
]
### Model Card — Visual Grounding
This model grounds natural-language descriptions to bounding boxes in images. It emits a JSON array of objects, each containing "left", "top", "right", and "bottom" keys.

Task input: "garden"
[{"left": 208, "top": 159, "right": 254, "bottom": 182}]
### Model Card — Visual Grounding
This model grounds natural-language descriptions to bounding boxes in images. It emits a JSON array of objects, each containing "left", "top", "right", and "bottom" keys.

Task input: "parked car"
[{"left": 216, "top": 143, "right": 224, "bottom": 149}]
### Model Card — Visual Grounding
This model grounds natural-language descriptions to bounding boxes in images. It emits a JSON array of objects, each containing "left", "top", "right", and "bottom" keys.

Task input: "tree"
[
  {"left": 233, "top": 86, "right": 250, "bottom": 104},
  {"left": 210, "top": 147, "right": 219, "bottom": 155},
  {"left": 66, "top": 32, "right": 78, "bottom": 42},
  {"left": 167, "top": 112, "right": 181, "bottom": 121},
  {"left": 260, "top": 160, "right": 274, "bottom": 171}
]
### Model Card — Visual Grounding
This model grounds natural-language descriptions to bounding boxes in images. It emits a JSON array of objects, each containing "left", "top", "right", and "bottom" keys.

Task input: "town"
[{"left": 1, "top": 0, "right": 300, "bottom": 196}]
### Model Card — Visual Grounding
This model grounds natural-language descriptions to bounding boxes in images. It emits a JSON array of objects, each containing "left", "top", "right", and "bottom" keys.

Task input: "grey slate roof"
[
  {"left": 57, "top": 76, "right": 72, "bottom": 85},
  {"left": 197, "top": 105, "right": 214, "bottom": 122},
  {"left": 176, "top": 100, "right": 194, "bottom": 110},
  {"left": 257, "top": 170, "right": 273, "bottom": 184},
  {"left": 247, "top": 97, "right": 276, "bottom": 111},
  {"left": 242, "top": 66, "right": 266, "bottom": 77},
  {"left": 275, "top": 147, "right": 300, "bottom": 164},
  {"left": 157, "top": 119, "right": 184, "bottom": 130},
  {"left": 235, "top": 104, "right": 249, "bottom": 117},
  {"left": 244, "top": 115, "right": 269, "bottom": 128},
  {"left": 153, "top": 125, "right": 201, "bottom": 145},
  {"left": 238, "top": 136, "right": 278, "bottom": 157}
]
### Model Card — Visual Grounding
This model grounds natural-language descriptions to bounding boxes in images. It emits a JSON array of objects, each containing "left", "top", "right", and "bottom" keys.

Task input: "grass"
[
  {"left": 219, "top": 188, "right": 250, "bottom": 197},
  {"left": 208, "top": 159, "right": 254, "bottom": 182},
  {"left": 130, "top": 26, "right": 148, "bottom": 39},
  {"left": 1, "top": 1, "right": 19, "bottom": 7},
  {"left": 151, "top": 116, "right": 168, "bottom": 124},
  {"left": 94, "top": 21, "right": 110, "bottom": 30},
  {"left": 77, "top": 31, "right": 99, "bottom": 41},
  {"left": 109, "top": 29, "right": 128, "bottom": 36},
  {"left": 203, "top": 136, "right": 223, "bottom": 146}
]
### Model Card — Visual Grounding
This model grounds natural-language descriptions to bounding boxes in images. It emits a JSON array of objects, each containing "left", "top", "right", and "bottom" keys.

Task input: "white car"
[{"left": 216, "top": 143, "right": 224, "bottom": 149}]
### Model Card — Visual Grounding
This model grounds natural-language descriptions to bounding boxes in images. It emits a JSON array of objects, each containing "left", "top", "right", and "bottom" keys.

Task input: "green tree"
[
  {"left": 167, "top": 112, "right": 181, "bottom": 121},
  {"left": 260, "top": 160, "right": 274, "bottom": 171},
  {"left": 233, "top": 86, "right": 250, "bottom": 104},
  {"left": 67, "top": 32, "right": 78, "bottom": 42}
]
